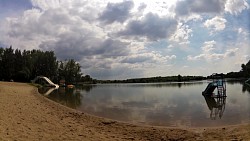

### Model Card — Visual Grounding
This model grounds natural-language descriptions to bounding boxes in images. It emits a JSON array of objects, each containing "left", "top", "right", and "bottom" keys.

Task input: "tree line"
[
  {"left": 0, "top": 46, "right": 94, "bottom": 84},
  {"left": 98, "top": 75, "right": 206, "bottom": 83},
  {"left": 99, "top": 60, "right": 250, "bottom": 83},
  {"left": 225, "top": 60, "right": 250, "bottom": 78}
]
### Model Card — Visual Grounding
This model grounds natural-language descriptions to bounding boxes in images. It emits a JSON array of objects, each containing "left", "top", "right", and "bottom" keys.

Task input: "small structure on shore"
[
  {"left": 59, "top": 79, "right": 66, "bottom": 87},
  {"left": 202, "top": 73, "right": 227, "bottom": 120},
  {"left": 202, "top": 73, "right": 226, "bottom": 97},
  {"left": 32, "top": 76, "right": 59, "bottom": 89}
]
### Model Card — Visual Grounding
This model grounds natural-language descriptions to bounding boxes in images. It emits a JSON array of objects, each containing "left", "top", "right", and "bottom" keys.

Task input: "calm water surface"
[{"left": 38, "top": 81, "right": 250, "bottom": 127}]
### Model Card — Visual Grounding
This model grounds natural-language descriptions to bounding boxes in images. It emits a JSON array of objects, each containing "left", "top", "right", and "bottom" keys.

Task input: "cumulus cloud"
[
  {"left": 201, "top": 40, "right": 216, "bottom": 53},
  {"left": 40, "top": 35, "right": 130, "bottom": 61},
  {"left": 121, "top": 53, "right": 176, "bottom": 64},
  {"left": 170, "top": 23, "right": 192, "bottom": 45},
  {"left": 86, "top": 64, "right": 144, "bottom": 80},
  {"left": 204, "top": 16, "right": 227, "bottom": 33},
  {"left": 225, "top": 48, "right": 239, "bottom": 57},
  {"left": 3, "top": 1, "right": 131, "bottom": 74},
  {"left": 137, "top": 3, "right": 147, "bottom": 12},
  {"left": 174, "top": 0, "right": 226, "bottom": 17},
  {"left": 99, "top": 0, "right": 134, "bottom": 24},
  {"left": 31, "top": 0, "right": 98, "bottom": 22},
  {"left": 121, "top": 55, "right": 152, "bottom": 64},
  {"left": 237, "top": 27, "right": 250, "bottom": 43},
  {"left": 225, "top": 0, "right": 249, "bottom": 15},
  {"left": 187, "top": 40, "right": 239, "bottom": 61},
  {"left": 244, "top": 55, "right": 250, "bottom": 61},
  {"left": 117, "top": 12, "right": 177, "bottom": 41},
  {"left": 7, "top": 8, "right": 78, "bottom": 39},
  {"left": 31, "top": 0, "right": 63, "bottom": 10},
  {"left": 7, "top": 9, "right": 39, "bottom": 38},
  {"left": 1, "top": 0, "right": 181, "bottom": 79}
]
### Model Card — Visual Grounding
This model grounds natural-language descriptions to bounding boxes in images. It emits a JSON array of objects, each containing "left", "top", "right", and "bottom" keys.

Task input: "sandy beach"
[{"left": 0, "top": 82, "right": 249, "bottom": 141}]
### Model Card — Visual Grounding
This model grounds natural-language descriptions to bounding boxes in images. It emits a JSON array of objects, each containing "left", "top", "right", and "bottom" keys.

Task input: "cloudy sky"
[{"left": 0, "top": 0, "right": 249, "bottom": 79}]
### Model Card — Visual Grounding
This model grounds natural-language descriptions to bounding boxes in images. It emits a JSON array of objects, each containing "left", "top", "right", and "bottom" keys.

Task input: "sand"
[{"left": 0, "top": 82, "right": 249, "bottom": 141}]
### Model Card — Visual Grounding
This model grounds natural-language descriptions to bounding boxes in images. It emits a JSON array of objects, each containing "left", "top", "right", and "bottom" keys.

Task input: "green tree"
[
  {"left": 30, "top": 50, "right": 58, "bottom": 81},
  {"left": 58, "top": 59, "right": 82, "bottom": 84},
  {"left": 0, "top": 46, "right": 86, "bottom": 83},
  {"left": 22, "top": 50, "right": 33, "bottom": 81},
  {"left": 13, "top": 49, "right": 25, "bottom": 81},
  {"left": 81, "top": 75, "right": 94, "bottom": 83},
  {"left": 178, "top": 74, "right": 182, "bottom": 82},
  {"left": 241, "top": 60, "right": 250, "bottom": 77},
  {"left": 2, "top": 46, "right": 15, "bottom": 81},
  {"left": 0, "top": 48, "right": 4, "bottom": 80}
]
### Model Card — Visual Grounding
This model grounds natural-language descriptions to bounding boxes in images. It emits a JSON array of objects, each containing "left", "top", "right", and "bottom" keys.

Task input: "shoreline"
[{"left": 0, "top": 82, "right": 249, "bottom": 140}]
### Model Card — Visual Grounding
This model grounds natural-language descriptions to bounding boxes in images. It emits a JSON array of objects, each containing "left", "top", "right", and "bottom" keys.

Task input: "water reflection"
[
  {"left": 242, "top": 84, "right": 250, "bottom": 94},
  {"left": 39, "top": 87, "right": 79, "bottom": 109},
  {"left": 38, "top": 87, "right": 57, "bottom": 96},
  {"left": 77, "top": 85, "right": 96, "bottom": 92},
  {"left": 227, "top": 80, "right": 250, "bottom": 94},
  {"left": 38, "top": 85, "right": 97, "bottom": 109},
  {"left": 38, "top": 82, "right": 250, "bottom": 127},
  {"left": 203, "top": 96, "right": 226, "bottom": 120},
  {"left": 120, "top": 81, "right": 205, "bottom": 88}
]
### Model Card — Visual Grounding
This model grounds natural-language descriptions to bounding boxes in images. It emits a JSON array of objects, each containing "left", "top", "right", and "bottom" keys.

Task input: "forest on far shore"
[
  {"left": 0, "top": 47, "right": 95, "bottom": 84},
  {"left": 225, "top": 60, "right": 250, "bottom": 78},
  {"left": 0, "top": 46, "right": 250, "bottom": 84}
]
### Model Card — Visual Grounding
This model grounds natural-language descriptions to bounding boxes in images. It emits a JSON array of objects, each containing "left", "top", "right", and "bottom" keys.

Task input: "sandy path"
[{"left": 0, "top": 82, "right": 249, "bottom": 141}]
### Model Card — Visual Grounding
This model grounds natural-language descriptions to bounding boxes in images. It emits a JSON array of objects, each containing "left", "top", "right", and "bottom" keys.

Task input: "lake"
[{"left": 38, "top": 80, "right": 250, "bottom": 127}]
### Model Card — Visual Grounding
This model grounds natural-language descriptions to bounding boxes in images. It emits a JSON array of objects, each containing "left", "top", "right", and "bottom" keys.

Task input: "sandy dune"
[{"left": 0, "top": 82, "right": 249, "bottom": 141}]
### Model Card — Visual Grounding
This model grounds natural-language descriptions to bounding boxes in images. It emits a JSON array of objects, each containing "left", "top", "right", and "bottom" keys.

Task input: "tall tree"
[
  {"left": 58, "top": 59, "right": 82, "bottom": 84},
  {"left": 13, "top": 49, "right": 25, "bottom": 81},
  {"left": 22, "top": 50, "right": 33, "bottom": 81},
  {"left": 0, "top": 47, "right": 85, "bottom": 83},
  {"left": 0, "top": 48, "right": 4, "bottom": 80},
  {"left": 241, "top": 60, "right": 250, "bottom": 77},
  {"left": 29, "top": 50, "right": 58, "bottom": 81},
  {"left": 2, "top": 46, "right": 15, "bottom": 81}
]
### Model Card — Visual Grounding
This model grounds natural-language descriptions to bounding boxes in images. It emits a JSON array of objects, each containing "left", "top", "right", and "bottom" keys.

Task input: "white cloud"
[
  {"left": 225, "top": 48, "right": 239, "bottom": 57},
  {"left": 187, "top": 54, "right": 203, "bottom": 61},
  {"left": 170, "top": 23, "right": 192, "bottom": 45},
  {"left": 174, "top": 0, "right": 226, "bottom": 18},
  {"left": 201, "top": 40, "right": 216, "bottom": 53},
  {"left": 187, "top": 40, "right": 239, "bottom": 61},
  {"left": 230, "top": 41, "right": 250, "bottom": 66},
  {"left": 132, "top": 0, "right": 177, "bottom": 17},
  {"left": 204, "top": 16, "right": 227, "bottom": 33},
  {"left": 225, "top": 0, "right": 249, "bottom": 15},
  {"left": 31, "top": 0, "right": 62, "bottom": 10},
  {"left": 244, "top": 55, "right": 250, "bottom": 61},
  {"left": 121, "top": 51, "right": 176, "bottom": 65},
  {"left": 238, "top": 27, "right": 249, "bottom": 41}
]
